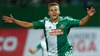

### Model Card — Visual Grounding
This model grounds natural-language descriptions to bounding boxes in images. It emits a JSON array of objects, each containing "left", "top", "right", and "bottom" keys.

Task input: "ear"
[
  {"left": 58, "top": 10, "right": 60, "bottom": 15},
  {"left": 59, "top": 11, "right": 60, "bottom": 14}
]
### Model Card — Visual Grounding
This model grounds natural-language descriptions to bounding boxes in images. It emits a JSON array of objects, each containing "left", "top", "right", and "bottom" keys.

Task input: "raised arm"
[
  {"left": 79, "top": 7, "right": 96, "bottom": 26},
  {"left": 3, "top": 14, "right": 33, "bottom": 28}
]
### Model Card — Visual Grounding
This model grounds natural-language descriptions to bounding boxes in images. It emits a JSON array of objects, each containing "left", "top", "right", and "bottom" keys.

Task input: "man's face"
[{"left": 48, "top": 5, "right": 60, "bottom": 20}]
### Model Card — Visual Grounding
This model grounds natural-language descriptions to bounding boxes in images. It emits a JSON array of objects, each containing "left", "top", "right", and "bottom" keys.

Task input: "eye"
[
  {"left": 55, "top": 9, "right": 57, "bottom": 11},
  {"left": 50, "top": 9, "right": 53, "bottom": 12}
]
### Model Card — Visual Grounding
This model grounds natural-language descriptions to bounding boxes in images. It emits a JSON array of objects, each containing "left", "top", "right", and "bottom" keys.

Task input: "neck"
[{"left": 51, "top": 18, "right": 58, "bottom": 23}]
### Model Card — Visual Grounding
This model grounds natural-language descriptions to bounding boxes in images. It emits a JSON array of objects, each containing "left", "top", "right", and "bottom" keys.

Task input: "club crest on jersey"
[
  {"left": 49, "top": 29, "right": 63, "bottom": 36},
  {"left": 60, "top": 24, "right": 65, "bottom": 29}
]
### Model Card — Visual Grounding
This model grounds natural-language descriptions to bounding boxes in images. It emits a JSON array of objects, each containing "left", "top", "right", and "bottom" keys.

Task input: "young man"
[{"left": 3, "top": 2, "right": 95, "bottom": 56}]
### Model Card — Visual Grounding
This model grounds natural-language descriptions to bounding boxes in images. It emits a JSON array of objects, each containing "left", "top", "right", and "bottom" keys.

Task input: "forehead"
[{"left": 49, "top": 5, "right": 59, "bottom": 10}]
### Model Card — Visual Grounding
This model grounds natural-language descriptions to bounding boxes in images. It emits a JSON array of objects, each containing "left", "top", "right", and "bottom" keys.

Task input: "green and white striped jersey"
[{"left": 32, "top": 16, "right": 80, "bottom": 56}]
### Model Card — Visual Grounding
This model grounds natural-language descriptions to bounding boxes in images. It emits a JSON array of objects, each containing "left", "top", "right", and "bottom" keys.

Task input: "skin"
[
  {"left": 3, "top": 5, "right": 95, "bottom": 28},
  {"left": 48, "top": 5, "right": 60, "bottom": 23},
  {"left": 28, "top": 48, "right": 38, "bottom": 54},
  {"left": 2, "top": 3, "right": 96, "bottom": 55}
]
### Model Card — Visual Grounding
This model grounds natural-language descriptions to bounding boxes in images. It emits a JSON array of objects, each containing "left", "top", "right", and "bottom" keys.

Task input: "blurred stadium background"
[{"left": 0, "top": 0, "right": 100, "bottom": 56}]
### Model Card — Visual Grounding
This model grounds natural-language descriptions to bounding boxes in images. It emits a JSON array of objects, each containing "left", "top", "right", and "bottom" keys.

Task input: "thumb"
[
  {"left": 87, "top": 8, "right": 89, "bottom": 11},
  {"left": 10, "top": 14, "right": 14, "bottom": 19}
]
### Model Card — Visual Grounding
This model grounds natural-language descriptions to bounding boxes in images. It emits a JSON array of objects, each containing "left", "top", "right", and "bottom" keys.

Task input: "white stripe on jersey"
[{"left": 45, "top": 20, "right": 58, "bottom": 55}]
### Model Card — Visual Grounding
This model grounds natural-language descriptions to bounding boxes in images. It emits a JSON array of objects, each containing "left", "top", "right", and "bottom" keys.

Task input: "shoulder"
[
  {"left": 44, "top": 17, "right": 50, "bottom": 21},
  {"left": 39, "top": 17, "right": 49, "bottom": 22},
  {"left": 59, "top": 16, "right": 74, "bottom": 21},
  {"left": 38, "top": 17, "right": 49, "bottom": 23}
]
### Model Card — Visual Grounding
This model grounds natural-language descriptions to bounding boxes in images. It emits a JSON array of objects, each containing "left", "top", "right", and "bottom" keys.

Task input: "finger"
[
  {"left": 90, "top": 7, "right": 94, "bottom": 10},
  {"left": 2, "top": 16, "right": 9, "bottom": 20},
  {"left": 92, "top": 9, "right": 96, "bottom": 13},
  {"left": 92, "top": 9, "right": 95, "bottom": 12},
  {"left": 3, "top": 18, "right": 10, "bottom": 21},
  {"left": 2, "top": 16, "right": 7, "bottom": 19},
  {"left": 3, "top": 18, "right": 7, "bottom": 20},
  {"left": 87, "top": 8, "right": 89, "bottom": 11},
  {"left": 10, "top": 14, "right": 14, "bottom": 18},
  {"left": 89, "top": 7, "right": 96, "bottom": 12},
  {"left": 91, "top": 8, "right": 96, "bottom": 13},
  {"left": 4, "top": 20, "right": 13, "bottom": 23},
  {"left": 93, "top": 8, "right": 95, "bottom": 11},
  {"left": 91, "top": 7, "right": 94, "bottom": 9}
]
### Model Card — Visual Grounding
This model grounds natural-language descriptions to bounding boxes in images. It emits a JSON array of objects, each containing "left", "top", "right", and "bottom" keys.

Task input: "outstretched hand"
[
  {"left": 87, "top": 7, "right": 96, "bottom": 17},
  {"left": 2, "top": 14, "right": 14, "bottom": 23}
]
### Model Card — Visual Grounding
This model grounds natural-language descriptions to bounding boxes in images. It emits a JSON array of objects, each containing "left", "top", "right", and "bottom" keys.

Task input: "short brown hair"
[{"left": 48, "top": 2, "right": 59, "bottom": 8}]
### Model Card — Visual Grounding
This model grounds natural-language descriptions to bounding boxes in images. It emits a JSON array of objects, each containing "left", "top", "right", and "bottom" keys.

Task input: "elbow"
[
  {"left": 79, "top": 21, "right": 85, "bottom": 26},
  {"left": 24, "top": 23, "right": 33, "bottom": 28},
  {"left": 26, "top": 25, "right": 33, "bottom": 28}
]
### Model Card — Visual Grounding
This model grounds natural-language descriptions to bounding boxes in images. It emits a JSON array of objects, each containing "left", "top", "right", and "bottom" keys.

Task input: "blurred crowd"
[{"left": 0, "top": 0, "right": 100, "bottom": 7}]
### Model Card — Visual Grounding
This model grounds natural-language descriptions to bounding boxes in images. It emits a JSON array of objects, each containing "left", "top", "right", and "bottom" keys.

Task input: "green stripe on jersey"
[{"left": 32, "top": 16, "right": 80, "bottom": 56}]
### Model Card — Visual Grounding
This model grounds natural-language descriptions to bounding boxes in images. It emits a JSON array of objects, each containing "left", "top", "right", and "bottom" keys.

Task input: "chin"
[{"left": 52, "top": 17, "right": 58, "bottom": 20}]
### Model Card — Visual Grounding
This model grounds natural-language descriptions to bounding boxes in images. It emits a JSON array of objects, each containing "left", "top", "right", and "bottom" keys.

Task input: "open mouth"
[{"left": 52, "top": 14, "right": 56, "bottom": 16}]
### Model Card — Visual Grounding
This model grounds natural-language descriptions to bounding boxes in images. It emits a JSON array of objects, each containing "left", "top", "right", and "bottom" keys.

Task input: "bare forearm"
[
  {"left": 79, "top": 15, "right": 91, "bottom": 26},
  {"left": 29, "top": 49, "right": 38, "bottom": 54},
  {"left": 13, "top": 19, "right": 33, "bottom": 28}
]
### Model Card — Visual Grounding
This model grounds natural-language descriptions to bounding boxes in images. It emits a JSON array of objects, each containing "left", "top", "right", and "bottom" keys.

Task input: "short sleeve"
[
  {"left": 36, "top": 43, "right": 42, "bottom": 50},
  {"left": 66, "top": 16, "right": 80, "bottom": 27},
  {"left": 32, "top": 20, "right": 45, "bottom": 29}
]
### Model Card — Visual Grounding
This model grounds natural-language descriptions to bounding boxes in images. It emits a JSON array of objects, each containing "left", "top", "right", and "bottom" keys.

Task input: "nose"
[{"left": 53, "top": 11, "right": 56, "bottom": 13}]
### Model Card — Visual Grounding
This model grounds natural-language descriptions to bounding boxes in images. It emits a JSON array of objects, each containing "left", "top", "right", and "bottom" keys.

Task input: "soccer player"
[
  {"left": 3, "top": 2, "right": 95, "bottom": 56},
  {"left": 28, "top": 39, "right": 47, "bottom": 56}
]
